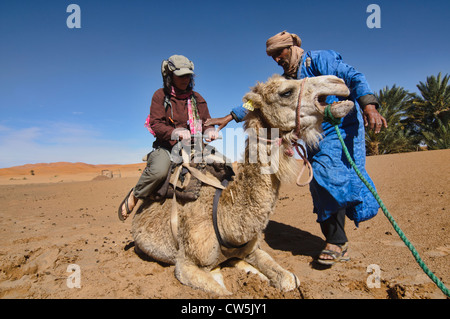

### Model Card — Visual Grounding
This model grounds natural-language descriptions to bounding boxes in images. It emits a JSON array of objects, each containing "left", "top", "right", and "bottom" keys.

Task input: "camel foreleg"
[
  {"left": 243, "top": 248, "right": 299, "bottom": 291},
  {"left": 174, "top": 259, "right": 232, "bottom": 296}
]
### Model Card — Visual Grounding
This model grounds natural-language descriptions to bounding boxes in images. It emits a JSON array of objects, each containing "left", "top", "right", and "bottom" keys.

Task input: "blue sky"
[{"left": 1, "top": 0, "right": 449, "bottom": 168}]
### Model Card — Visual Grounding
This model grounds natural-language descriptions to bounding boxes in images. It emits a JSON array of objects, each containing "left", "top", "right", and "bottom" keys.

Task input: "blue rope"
[{"left": 324, "top": 105, "right": 450, "bottom": 297}]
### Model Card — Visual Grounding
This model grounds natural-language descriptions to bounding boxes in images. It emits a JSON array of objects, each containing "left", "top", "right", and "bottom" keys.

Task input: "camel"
[{"left": 131, "top": 74, "right": 355, "bottom": 295}]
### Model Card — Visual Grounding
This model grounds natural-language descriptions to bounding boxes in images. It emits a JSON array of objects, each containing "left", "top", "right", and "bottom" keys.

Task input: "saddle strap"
[
  {"left": 172, "top": 148, "right": 226, "bottom": 190},
  {"left": 182, "top": 163, "right": 226, "bottom": 190},
  {"left": 169, "top": 149, "right": 227, "bottom": 249},
  {"left": 170, "top": 164, "right": 183, "bottom": 249}
]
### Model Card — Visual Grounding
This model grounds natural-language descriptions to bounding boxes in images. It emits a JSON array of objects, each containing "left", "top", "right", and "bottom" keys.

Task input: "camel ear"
[{"left": 243, "top": 91, "right": 263, "bottom": 109}]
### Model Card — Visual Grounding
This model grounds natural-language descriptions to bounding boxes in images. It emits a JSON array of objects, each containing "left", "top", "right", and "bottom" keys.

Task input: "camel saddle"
[{"left": 152, "top": 150, "right": 234, "bottom": 202}]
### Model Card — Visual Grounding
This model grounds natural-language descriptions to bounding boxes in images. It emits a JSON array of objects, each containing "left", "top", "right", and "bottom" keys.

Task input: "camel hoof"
[
  {"left": 210, "top": 268, "right": 233, "bottom": 296},
  {"left": 210, "top": 267, "right": 226, "bottom": 290},
  {"left": 279, "top": 272, "right": 300, "bottom": 292}
]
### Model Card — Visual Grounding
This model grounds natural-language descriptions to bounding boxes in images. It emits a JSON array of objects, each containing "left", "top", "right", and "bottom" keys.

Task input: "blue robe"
[{"left": 232, "top": 50, "right": 380, "bottom": 225}]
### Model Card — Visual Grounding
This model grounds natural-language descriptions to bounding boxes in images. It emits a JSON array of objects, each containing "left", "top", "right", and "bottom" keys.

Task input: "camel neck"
[{"left": 216, "top": 139, "right": 282, "bottom": 248}]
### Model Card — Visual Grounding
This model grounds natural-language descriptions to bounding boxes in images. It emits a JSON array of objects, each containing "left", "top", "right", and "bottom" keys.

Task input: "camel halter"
[
  {"left": 253, "top": 78, "right": 312, "bottom": 186},
  {"left": 256, "top": 135, "right": 312, "bottom": 187},
  {"left": 292, "top": 141, "right": 313, "bottom": 186},
  {"left": 292, "top": 78, "right": 313, "bottom": 186},
  {"left": 294, "top": 77, "right": 306, "bottom": 139}
]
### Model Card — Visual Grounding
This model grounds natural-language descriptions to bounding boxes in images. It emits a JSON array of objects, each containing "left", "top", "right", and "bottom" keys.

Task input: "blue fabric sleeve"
[
  {"left": 304, "top": 50, "right": 374, "bottom": 103},
  {"left": 230, "top": 104, "right": 248, "bottom": 122}
]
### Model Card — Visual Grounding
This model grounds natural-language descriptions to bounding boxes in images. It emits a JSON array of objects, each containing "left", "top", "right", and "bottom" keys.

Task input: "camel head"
[{"left": 243, "top": 74, "right": 354, "bottom": 147}]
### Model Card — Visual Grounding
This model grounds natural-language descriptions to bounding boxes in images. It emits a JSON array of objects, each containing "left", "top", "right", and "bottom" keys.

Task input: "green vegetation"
[{"left": 365, "top": 73, "right": 450, "bottom": 155}]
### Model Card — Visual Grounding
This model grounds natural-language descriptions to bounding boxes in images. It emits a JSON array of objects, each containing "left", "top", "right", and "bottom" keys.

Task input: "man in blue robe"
[{"left": 206, "top": 31, "right": 387, "bottom": 265}]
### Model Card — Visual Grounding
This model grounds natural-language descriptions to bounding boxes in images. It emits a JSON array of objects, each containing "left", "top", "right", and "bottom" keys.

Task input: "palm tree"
[
  {"left": 406, "top": 72, "right": 450, "bottom": 147},
  {"left": 422, "top": 118, "right": 450, "bottom": 150},
  {"left": 366, "top": 85, "right": 417, "bottom": 155}
]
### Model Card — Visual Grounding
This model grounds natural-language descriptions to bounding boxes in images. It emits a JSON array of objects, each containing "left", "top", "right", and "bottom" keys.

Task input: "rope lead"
[
  {"left": 323, "top": 104, "right": 342, "bottom": 126},
  {"left": 324, "top": 104, "right": 450, "bottom": 297}
]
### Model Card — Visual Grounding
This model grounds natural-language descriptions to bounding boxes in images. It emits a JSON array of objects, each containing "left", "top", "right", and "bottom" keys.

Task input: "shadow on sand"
[{"left": 264, "top": 220, "right": 332, "bottom": 270}]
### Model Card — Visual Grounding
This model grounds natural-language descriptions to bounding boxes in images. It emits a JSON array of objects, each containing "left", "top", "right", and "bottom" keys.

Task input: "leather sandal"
[
  {"left": 317, "top": 243, "right": 350, "bottom": 265},
  {"left": 118, "top": 188, "right": 134, "bottom": 221}
]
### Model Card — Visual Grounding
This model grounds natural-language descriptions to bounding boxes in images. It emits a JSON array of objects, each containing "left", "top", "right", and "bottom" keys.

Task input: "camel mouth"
[
  {"left": 317, "top": 95, "right": 328, "bottom": 107},
  {"left": 315, "top": 94, "right": 351, "bottom": 111}
]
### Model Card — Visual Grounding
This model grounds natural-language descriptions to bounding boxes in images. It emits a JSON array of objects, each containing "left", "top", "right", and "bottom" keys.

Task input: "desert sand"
[{"left": 0, "top": 149, "right": 449, "bottom": 300}]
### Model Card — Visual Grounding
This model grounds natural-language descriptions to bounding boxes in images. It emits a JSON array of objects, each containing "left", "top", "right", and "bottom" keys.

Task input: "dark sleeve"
[
  {"left": 149, "top": 89, "right": 175, "bottom": 142},
  {"left": 357, "top": 94, "right": 379, "bottom": 109}
]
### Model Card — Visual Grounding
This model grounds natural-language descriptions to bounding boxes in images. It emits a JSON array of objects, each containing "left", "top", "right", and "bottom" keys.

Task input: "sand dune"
[
  {"left": 0, "top": 149, "right": 449, "bottom": 299},
  {"left": 0, "top": 162, "right": 145, "bottom": 185},
  {"left": 0, "top": 161, "right": 146, "bottom": 177}
]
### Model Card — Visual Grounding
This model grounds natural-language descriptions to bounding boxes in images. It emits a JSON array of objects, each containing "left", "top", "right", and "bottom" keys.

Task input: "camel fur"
[{"left": 131, "top": 74, "right": 354, "bottom": 295}]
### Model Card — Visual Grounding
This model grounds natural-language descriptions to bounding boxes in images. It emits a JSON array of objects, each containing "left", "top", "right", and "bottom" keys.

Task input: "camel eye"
[{"left": 279, "top": 90, "right": 292, "bottom": 98}]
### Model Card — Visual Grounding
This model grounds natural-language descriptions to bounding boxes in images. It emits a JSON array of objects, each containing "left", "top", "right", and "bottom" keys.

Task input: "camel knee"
[
  {"left": 175, "top": 260, "right": 232, "bottom": 296},
  {"left": 244, "top": 248, "right": 299, "bottom": 291}
]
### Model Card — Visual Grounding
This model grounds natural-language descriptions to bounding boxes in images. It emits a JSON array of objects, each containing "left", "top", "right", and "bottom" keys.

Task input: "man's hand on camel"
[{"left": 205, "top": 114, "right": 233, "bottom": 131}]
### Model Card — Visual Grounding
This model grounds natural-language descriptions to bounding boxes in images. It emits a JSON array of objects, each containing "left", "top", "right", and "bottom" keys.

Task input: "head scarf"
[
  {"left": 266, "top": 31, "right": 304, "bottom": 78},
  {"left": 145, "top": 56, "right": 199, "bottom": 136}
]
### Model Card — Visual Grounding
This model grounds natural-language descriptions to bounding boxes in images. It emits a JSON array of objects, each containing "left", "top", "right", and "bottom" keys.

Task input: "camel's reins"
[
  {"left": 255, "top": 134, "right": 313, "bottom": 187},
  {"left": 292, "top": 141, "right": 313, "bottom": 186},
  {"left": 293, "top": 77, "right": 313, "bottom": 186},
  {"left": 323, "top": 104, "right": 450, "bottom": 298},
  {"left": 294, "top": 78, "right": 307, "bottom": 139}
]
